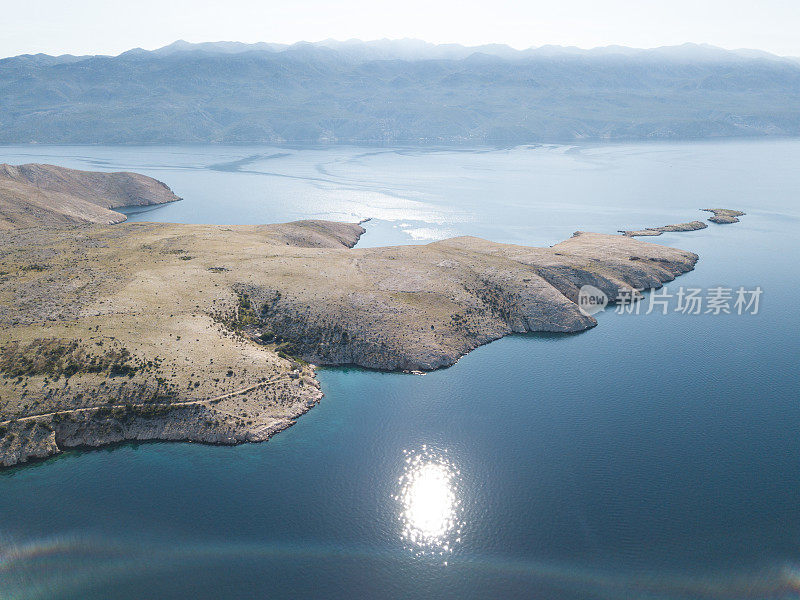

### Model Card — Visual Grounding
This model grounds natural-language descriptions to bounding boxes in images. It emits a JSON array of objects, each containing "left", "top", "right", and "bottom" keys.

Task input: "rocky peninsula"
[
  {"left": 0, "top": 163, "right": 180, "bottom": 229},
  {"left": 0, "top": 165, "right": 706, "bottom": 467}
]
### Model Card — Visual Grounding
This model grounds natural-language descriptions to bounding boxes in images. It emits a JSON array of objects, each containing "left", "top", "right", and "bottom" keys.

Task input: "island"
[
  {"left": 702, "top": 208, "right": 746, "bottom": 224},
  {"left": 620, "top": 221, "right": 708, "bottom": 237},
  {"left": 1, "top": 165, "right": 703, "bottom": 467}
]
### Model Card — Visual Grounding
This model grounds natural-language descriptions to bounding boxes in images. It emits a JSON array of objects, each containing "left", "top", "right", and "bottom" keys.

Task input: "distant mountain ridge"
[
  {"left": 20, "top": 39, "right": 800, "bottom": 63},
  {"left": 2, "top": 39, "right": 800, "bottom": 144}
]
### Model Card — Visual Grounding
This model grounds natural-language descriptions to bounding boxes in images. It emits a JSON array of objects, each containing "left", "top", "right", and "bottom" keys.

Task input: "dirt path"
[{"left": 0, "top": 378, "right": 280, "bottom": 426}]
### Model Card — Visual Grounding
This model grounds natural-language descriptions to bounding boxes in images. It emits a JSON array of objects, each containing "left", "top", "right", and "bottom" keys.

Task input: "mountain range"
[{"left": 2, "top": 39, "right": 800, "bottom": 144}]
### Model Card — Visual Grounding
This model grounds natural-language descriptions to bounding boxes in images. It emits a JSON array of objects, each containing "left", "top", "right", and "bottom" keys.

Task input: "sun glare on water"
[{"left": 396, "top": 447, "right": 462, "bottom": 556}]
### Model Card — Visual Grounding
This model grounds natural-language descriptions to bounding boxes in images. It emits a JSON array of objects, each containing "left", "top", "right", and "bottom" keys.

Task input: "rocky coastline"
[{"left": 0, "top": 165, "right": 741, "bottom": 467}]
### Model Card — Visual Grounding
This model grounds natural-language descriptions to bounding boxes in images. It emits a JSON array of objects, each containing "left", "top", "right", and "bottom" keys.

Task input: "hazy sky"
[{"left": 2, "top": 0, "right": 799, "bottom": 58}]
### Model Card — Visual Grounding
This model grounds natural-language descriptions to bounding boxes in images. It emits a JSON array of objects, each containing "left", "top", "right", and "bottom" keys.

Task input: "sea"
[{"left": 0, "top": 140, "right": 798, "bottom": 599}]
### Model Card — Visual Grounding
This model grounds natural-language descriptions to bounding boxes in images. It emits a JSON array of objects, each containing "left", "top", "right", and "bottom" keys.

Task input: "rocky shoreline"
[{"left": 0, "top": 385, "right": 322, "bottom": 468}]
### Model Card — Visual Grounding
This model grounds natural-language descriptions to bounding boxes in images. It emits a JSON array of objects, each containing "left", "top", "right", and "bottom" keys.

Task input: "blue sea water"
[{"left": 0, "top": 141, "right": 799, "bottom": 599}]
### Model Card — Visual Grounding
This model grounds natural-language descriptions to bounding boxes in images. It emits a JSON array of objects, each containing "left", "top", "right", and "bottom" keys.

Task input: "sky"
[{"left": 2, "top": 0, "right": 799, "bottom": 58}]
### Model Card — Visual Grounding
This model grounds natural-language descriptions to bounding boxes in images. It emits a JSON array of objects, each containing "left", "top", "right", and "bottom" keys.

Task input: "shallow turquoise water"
[{"left": 1, "top": 141, "right": 799, "bottom": 599}]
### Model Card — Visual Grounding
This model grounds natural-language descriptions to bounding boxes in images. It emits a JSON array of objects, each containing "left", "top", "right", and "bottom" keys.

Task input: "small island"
[
  {"left": 620, "top": 208, "right": 747, "bottom": 237},
  {"left": 1, "top": 165, "right": 705, "bottom": 467},
  {"left": 620, "top": 221, "right": 708, "bottom": 237},
  {"left": 702, "top": 208, "right": 746, "bottom": 224}
]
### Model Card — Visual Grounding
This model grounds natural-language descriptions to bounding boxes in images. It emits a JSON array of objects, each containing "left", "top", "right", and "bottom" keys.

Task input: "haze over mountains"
[{"left": 2, "top": 39, "right": 800, "bottom": 144}]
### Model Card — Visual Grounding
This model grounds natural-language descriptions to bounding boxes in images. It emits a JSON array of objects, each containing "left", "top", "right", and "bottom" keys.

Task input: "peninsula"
[
  {"left": 1, "top": 165, "right": 705, "bottom": 467},
  {"left": 0, "top": 163, "right": 180, "bottom": 229}
]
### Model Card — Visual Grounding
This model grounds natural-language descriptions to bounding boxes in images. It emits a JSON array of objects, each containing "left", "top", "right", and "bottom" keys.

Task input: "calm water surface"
[{"left": 0, "top": 141, "right": 799, "bottom": 599}]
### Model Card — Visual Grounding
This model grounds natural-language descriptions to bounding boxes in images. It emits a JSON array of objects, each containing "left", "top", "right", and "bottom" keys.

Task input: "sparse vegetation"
[
  {"left": 212, "top": 291, "right": 262, "bottom": 333},
  {"left": 0, "top": 339, "right": 149, "bottom": 379},
  {"left": 20, "top": 264, "right": 48, "bottom": 272}
]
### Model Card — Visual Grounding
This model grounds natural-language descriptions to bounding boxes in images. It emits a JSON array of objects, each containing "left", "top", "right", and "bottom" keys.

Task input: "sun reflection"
[{"left": 395, "top": 447, "right": 462, "bottom": 556}]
